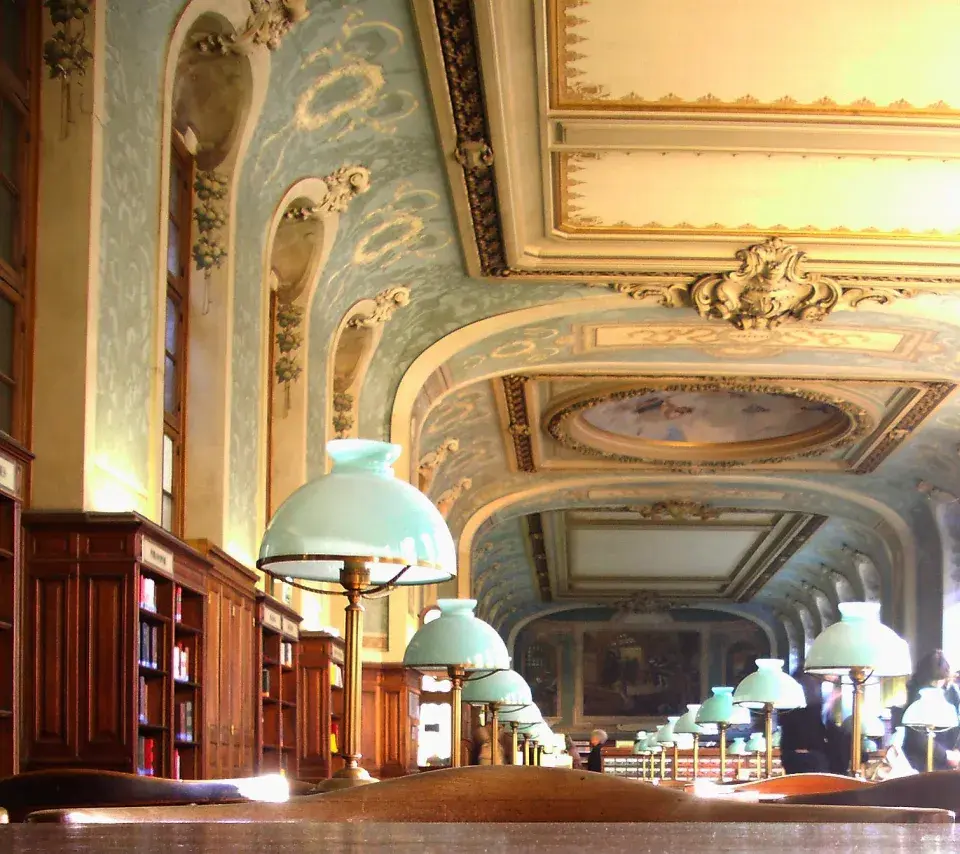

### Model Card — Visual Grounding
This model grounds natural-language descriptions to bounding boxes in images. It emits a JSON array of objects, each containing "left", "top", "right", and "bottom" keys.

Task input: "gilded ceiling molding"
[
  {"left": 284, "top": 166, "right": 372, "bottom": 219},
  {"left": 435, "top": 477, "right": 473, "bottom": 519},
  {"left": 418, "top": 438, "right": 460, "bottom": 493},
  {"left": 634, "top": 501, "right": 719, "bottom": 523},
  {"left": 738, "top": 516, "right": 826, "bottom": 602},
  {"left": 500, "top": 375, "right": 536, "bottom": 473},
  {"left": 346, "top": 286, "right": 412, "bottom": 330},
  {"left": 612, "top": 238, "right": 915, "bottom": 331},
  {"left": 613, "top": 591, "right": 675, "bottom": 619},
  {"left": 195, "top": 0, "right": 308, "bottom": 54},
  {"left": 526, "top": 514, "right": 552, "bottom": 603}
]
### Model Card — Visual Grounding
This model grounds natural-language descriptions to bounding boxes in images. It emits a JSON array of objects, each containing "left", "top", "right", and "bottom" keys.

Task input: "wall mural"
[
  {"left": 517, "top": 635, "right": 561, "bottom": 719},
  {"left": 582, "top": 630, "right": 701, "bottom": 718}
]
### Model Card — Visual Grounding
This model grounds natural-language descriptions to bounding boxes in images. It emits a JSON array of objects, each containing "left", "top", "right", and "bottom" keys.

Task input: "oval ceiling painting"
[
  {"left": 582, "top": 390, "right": 841, "bottom": 445},
  {"left": 548, "top": 386, "right": 862, "bottom": 465}
]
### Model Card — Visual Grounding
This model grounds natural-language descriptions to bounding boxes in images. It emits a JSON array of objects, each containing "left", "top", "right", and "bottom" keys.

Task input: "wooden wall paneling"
[
  {"left": 361, "top": 663, "right": 420, "bottom": 778},
  {"left": 297, "top": 631, "right": 344, "bottom": 782}
]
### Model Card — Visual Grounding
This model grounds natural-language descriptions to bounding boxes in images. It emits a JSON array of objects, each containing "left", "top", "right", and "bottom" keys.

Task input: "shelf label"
[
  {"left": 0, "top": 452, "right": 19, "bottom": 497},
  {"left": 281, "top": 617, "right": 299, "bottom": 640},
  {"left": 141, "top": 537, "right": 174, "bottom": 578},
  {"left": 262, "top": 606, "right": 282, "bottom": 631}
]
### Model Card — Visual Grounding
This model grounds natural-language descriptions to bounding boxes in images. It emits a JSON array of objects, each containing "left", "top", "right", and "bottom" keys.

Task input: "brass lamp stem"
[
  {"left": 927, "top": 728, "right": 935, "bottom": 773},
  {"left": 511, "top": 722, "right": 519, "bottom": 765},
  {"left": 693, "top": 733, "right": 700, "bottom": 778},
  {"left": 849, "top": 667, "right": 869, "bottom": 777},
  {"left": 763, "top": 703, "right": 774, "bottom": 778},
  {"left": 489, "top": 704, "right": 499, "bottom": 766},
  {"left": 659, "top": 749, "right": 666, "bottom": 778},
  {"left": 672, "top": 743, "right": 678, "bottom": 780},
  {"left": 718, "top": 723, "right": 728, "bottom": 782},
  {"left": 339, "top": 561, "right": 369, "bottom": 774},
  {"left": 449, "top": 665, "right": 465, "bottom": 768}
]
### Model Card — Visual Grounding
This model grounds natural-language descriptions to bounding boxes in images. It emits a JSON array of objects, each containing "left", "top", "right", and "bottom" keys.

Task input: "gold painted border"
[
  {"left": 547, "top": 1, "right": 960, "bottom": 119},
  {"left": 555, "top": 152, "right": 960, "bottom": 242}
]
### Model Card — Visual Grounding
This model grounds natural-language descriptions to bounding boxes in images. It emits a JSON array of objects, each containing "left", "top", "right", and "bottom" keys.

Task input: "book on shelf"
[
  {"left": 176, "top": 700, "right": 194, "bottom": 742},
  {"left": 280, "top": 641, "right": 293, "bottom": 666},
  {"left": 173, "top": 748, "right": 181, "bottom": 780},
  {"left": 138, "top": 577, "right": 157, "bottom": 612},
  {"left": 173, "top": 642, "right": 190, "bottom": 681},
  {"left": 137, "top": 736, "right": 157, "bottom": 776},
  {"left": 138, "top": 676, "right": 148, "bottom": 723},
  {"left": 329, "top": 662, "right": 343, "bottom": 688},
  {"left": 139, "top": 622, "right": 160, "bottom": 669},
  {"left": 261, "top": 667, "right": 271, "bottom": 698},
  {"left": 174, "top": 587, "right": 182, "bottom": 623},
  {"left": 330, "top": 721, "right": 339, "bottom": 755}
]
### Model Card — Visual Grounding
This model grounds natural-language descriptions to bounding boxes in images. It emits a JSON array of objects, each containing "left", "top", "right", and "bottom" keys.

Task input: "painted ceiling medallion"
[
  {"left": 613, "top": 238, "right": 915, "bottom": 330},
  {"left": 546, "top": 382, "right": 865, "bottom": 466}
]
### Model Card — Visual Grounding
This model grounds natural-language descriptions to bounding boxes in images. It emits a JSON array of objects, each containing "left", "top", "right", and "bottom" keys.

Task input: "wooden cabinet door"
[
  {"left": 227, "top": 590, "right": 254, "bottom": 776},
  {"left": 205, "top": 584, "right": 224, "bottom": 778}
]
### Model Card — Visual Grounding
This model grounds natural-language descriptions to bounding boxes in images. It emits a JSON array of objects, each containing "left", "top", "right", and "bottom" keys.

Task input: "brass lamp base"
[{"left": 315, "top": 766, "right": 379, "bottom": 792}]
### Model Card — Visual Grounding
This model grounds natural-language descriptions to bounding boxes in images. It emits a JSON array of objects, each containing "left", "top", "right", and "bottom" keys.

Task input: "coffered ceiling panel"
[{"left": 550, "top": 0, "right": 960, "bottom": 114}]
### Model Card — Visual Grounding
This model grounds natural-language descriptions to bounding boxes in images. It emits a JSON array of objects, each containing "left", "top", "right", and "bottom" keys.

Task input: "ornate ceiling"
[{"left": 387, "top": 0, "right": 960, "bottom": 659}]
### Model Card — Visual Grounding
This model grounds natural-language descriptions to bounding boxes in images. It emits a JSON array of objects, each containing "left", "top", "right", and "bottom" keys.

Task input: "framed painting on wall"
[
  {"left": 518, "top": 636, "right": 561, "bottom": 718},
  {"left": 581, "top": 630, "right": 701, "bottom": 718}
]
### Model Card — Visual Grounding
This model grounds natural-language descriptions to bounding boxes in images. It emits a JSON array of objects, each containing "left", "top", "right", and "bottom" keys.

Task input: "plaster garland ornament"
[
  {"left": 194, "top": 0, "right": 309, "bottom": 54},
  {"left": 614, "top": 590, "right": 675, "bottom": 619},
  {"left": 417, "top": 438, "right": 460, "bottom": 494},
  {"left": 192, "top": 171, "right": 229, "bottom": 277},
  {"left": 284, "top": 166, "right": 372, "bottom": 219},
  {"left": 816, "top": 563, "right": 857, "bottom": 603},
  {"left": 801, "top": 581, "right": 837, "bottom": 627},
  {"left": 435, "top": 477, "right": 472, "bottom": 519},
  {"left": 611, "top": 237, "right": 915, "bottom": 330},
  {"left": 346, "top": 285, "right": 412, "bottom": 330},
  {"left": 273, "top": 301, "right": 304, "bottom": 407},
  {"left": 635, "top": 500, "right": 720, "bottom": 522},
  {"left": 42, "top": 0, "right": 93, "bottom": 135},
  {"left": 331, "top": 392, "right": 354, "bottom": 439}
]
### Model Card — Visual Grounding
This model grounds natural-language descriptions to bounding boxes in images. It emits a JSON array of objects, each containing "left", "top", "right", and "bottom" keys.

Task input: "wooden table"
[{"left": 2, "top": 823, "right": 958, "bottom": 852}]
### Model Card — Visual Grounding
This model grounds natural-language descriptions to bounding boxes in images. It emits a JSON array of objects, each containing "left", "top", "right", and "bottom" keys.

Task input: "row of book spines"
[
  {"left": 139, "top": 577, "right": 184, "bottom": 622},
  {"left": 176, "top": 700, "right": 195, "bottom": 741},
  {"left": 279, "top": 641, "right": 294, "bottom": 666},
  {"left": 329, "top": 662, "right": 344, "bottom": 688},
  {"left": 139, "top": 622, "right": 161, "bottom": 669},
  {"left": 137, "top": 736, "right": 157, "bottom": 776}
]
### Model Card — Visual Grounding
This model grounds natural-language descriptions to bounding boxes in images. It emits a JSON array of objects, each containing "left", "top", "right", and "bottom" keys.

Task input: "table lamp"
[
  {"left": 655, "top": 719, "right": 675, "bottom": 778},
  {"left": 902, "top": 687, "right": 960, "bottom": 772},
  {"left": 258, "top": 439, "right": 455, "bottom": 789},
  {"left": 462, "top": 669, "right": 532, "bottom": 766},
  {"left": 697, "top": 687, "right": 736, "bottom": 781},
  {"left": 657, "top": 716, "right": 680, "bottom": 779},
  {"left": 644, "top": 733, "right": 662, "bottom": 780},
  {"left": 499, "top": 703, "right": 542, "bottom": 764},
  {"left": 745, "top": 732, "right": 766, "bottom": 777},
  {"left": 673, "top": 704, "right": 705, "bottom": 779},
  {"left": 404, "top": 599, "right": 510, "bottom": 768},
  {"left": 632, "top": 731, "right": 648, "bottom": 778},
  {"left": 729, "top": 736, "right": 749, "bottom": 779},
  {"left": 805, "top": 602, "right": 911, "bottom": 776},
  {"left": 733, "top": 659, "right": 805, "bottom": 778}
]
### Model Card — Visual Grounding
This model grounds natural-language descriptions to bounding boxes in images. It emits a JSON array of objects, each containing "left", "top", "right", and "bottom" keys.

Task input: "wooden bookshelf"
[
  {"left": 361, "top": 663, "right": 421, "bottom": 778},
  {"left": 188, "top": 540, "right": 258, "bottom": 779},
  {"left": 22, "top": 512, "right": 210, "bottom": 778},
  {"left": 256, "top": 594, "right": 301, "bottom": 776},
  {"left": 0, "top": 435, "right": 31, "bottom": 777},
  {"left": 297, "top": 630, "right": 345, "bottom": 782}
]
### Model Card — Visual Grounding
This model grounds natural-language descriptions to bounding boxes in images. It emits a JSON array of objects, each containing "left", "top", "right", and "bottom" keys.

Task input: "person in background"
[
  {"left": 902, "top": 649, "right": 960, "bottom": 772},
  {"left": 586, "top": 728, "right": 608, "bottom": 772},
  {"left": 779, "top": 671, "right": 848, "bottom": 775},
  {"left": 564, "top": 733, "right": 583, "bottom": 769}
]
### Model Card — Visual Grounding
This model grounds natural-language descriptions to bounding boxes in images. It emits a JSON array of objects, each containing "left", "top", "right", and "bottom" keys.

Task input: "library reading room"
[{"left": 5, "top": 0, "right": 960, "bottom": 850}]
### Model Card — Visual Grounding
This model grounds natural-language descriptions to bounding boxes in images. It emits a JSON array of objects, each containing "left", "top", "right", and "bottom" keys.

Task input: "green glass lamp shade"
[
  {"left": 258, "top": 440, "right": 456, "bottom": 584},
  {"left": 733, "top": 658, "right": 805, "bottom": 710},
  {"left": 729, "top": 703, "right": 752, "bottom": 726},
  {"left": 530, "top": 722, "right": 553, "bottom": 743},
  {"left": 673, "top": 704, "right": 705, "bottom": 735},
  {"left": 462, "top": 668, "right": 532, "bottom": 708},
  {"left": 697, "top": 687, "right": 735, "bottom": 725},
  {"left": 902, "top": 687, "right": 960, "bottom": 731},
  {"left": 805, "top": 602, "right": 911, "bottom": 678},
  {"left": 656, "top": 716, "right": 679, "bottom": 745},
  {"left": 632, "top": 731, "right": 648, "bottom": 754},
  {"left": 403, "top": 599, "right": 510, "bottom": 671},
  {"left": 644, "top": 734, "right": 662, "bottom": 754},
  {"left": 729, "top": 737, "right": 749, "bottom": 757},
  {"left": 499, "top": 703, "right": 542, "bottom": 727},
  {"left": 745, "top": 733, "right": 766, "bottom": 752}
]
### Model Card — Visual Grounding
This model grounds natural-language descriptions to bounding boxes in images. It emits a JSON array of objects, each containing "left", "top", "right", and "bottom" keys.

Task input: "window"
[
  {"left": 0, "top": 0, "right": 37, "bottom": 441},
  {"left": 161, "top": 137, "right": 193, "bottom": 534}
]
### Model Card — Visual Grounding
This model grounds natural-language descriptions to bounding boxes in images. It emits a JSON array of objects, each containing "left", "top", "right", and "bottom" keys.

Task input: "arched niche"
[{"left": 154, "top": 0, "right": 269, "bottom": 547}]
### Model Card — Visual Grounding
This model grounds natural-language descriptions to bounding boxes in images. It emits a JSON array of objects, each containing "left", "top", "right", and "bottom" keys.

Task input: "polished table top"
[{"left": 3, "top": 823, "right": 959, "bottom": 852}]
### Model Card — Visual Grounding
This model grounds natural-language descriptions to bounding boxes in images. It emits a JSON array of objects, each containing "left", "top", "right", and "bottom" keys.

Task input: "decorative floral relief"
[
  {"left": 193, "top": 171, "right": 229, "bottom": 275},
  {"left": 194, "top": 0, "right": 309, "bottom": 55},
  {"left": 43, "top": 0, "right": 93, "bottom": 133},
  {"left": 274, "top": 301, "right": 305, "bottom": 400}
]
